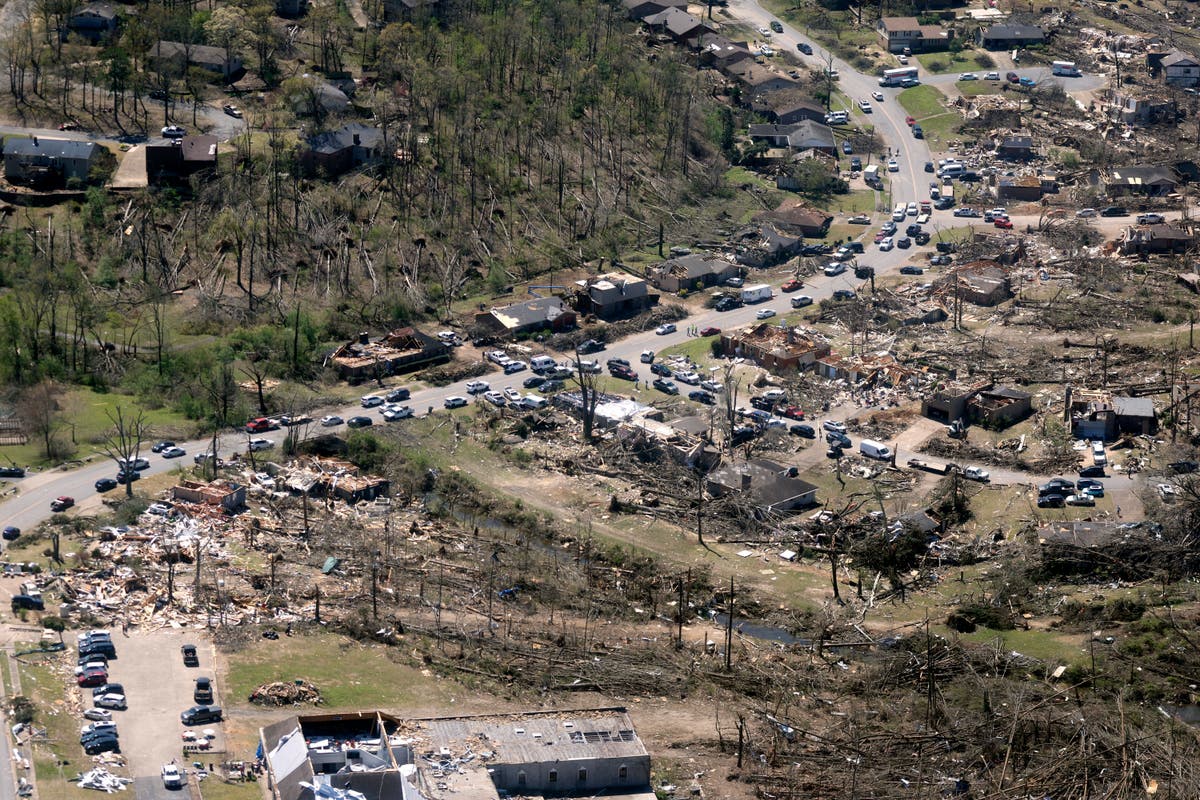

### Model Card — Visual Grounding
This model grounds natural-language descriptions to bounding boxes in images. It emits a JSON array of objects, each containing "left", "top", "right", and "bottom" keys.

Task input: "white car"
[
  {"left": 640, "top": 350, "right": 655, "bottom": 363},
  {"left": 755, "top": 308, "right": 777, "bottom": 319},
  {"left": 700, "top": 379, "right": 723, "bottom": 393},
  {"left": 871, "top": 90, "right": 884, "bottom": 101},
  {"left": 758, "top": 46, "right": 775, "bottom": 56},
  {"left": 791, "top": 295, "right": 813, "bottom": 308},
  {"left": 757, "top": 26, "right": 771, "bottom": 35},
  {"left": 146, "top": 502, "right": 173, "bottom": 516},
  {"left": 83, "top": 708, "right": 112, "bottom": 723},
  {"left": 483, "top": 391, "right": 506, "bottom": 406},
  {"left": 675, "top": 371, "right": 701, "bottom": 385},
  {"left": 486, "top": 350, "right": 509, "bottom": 365},
  {"left": 162, "top": 764, "right": 184, "bottom": 789},
  {"left": 320, "top": 415, "right": 343, "bottom": 427},
  {"left": 906, "top": 202, "right": 918, "bottom": 215},
  {"left": 655, "top": 323, "right": 677, "bottom": 335},
  {"left": 83, "top": 721, "right": 118, "bottom": 736},
  {"left": 381, "top": 404, "right": 413, "bottom": 421},
  {"left": 1158, "top": 483, "right": 1180, "bottom": 500},
  {"left": 858, "top": 99, "right": 872, "bottom": 112},
  {"left": 887, "top": 159, "right": 899, "bottom": 172},
  {"left": 985, "top": 71, "right": 1000, "bottom": 80},
  {"left": 503, "top": 387, "right": 522, "bottom": 402},
  {"left": 444, "top": 396, "right": 468, "bottom": 409},
  {"left": 1076, "top": 208, "right": 1098, "bottom": 218},
  {"left": 822, "top": 420, "right": 847, "bottom": 434},
  {"left": 897, "top": 54, "right": 909, "bottom": 64},
  {"left": 762, "top": 388, "right": 787, "bottom": 401},
  {"left": 1065, "top": 493, "right": 1095, "bottom": 507},
  {"left": 93, "top": 693, "right": 127, "bottom": 710},
  {"left": 963, "top": 466, "right": 990, "bottom": 482},
  {"left": 465, "top": 380, "right": 490, "bottom": 394},
  {"left": 248, "top": 438, "right": 274, "bottom": 452},
  {"left": 360, "top": 394, "right": 384, "bottom": 408},
  {"left": 878, "top": 237, "right": 894, "bottom": 251},
  {"left": 959, "top": 72, "right": 978, "bottom": 81}
]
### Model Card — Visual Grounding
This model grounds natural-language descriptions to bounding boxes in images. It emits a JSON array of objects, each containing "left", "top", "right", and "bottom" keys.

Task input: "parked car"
[
  {"left": 930, "top": 255, "right": 952, "bottom": 266},
  {"left": 1078, "top": 465, "right": 1106, "bottom": 478},
  {"left": 576, "top": 339, "right": 605, "bottom": 354},
  {"left": 93, "top": 692, "right": 127, "bottom": 710},
  {"left": 994, "top": 218, "right": 1013, "bottom": 229},
  {"left": 1137, "top": 213, "right": 1165, "bottom": 225},
  {"left": 897, "top": 236, "right": 912, "bottom": 248},
  {"left": 958, "top": 72, "right": 978, "bottom": 80},
  {"left": 1076, "top": 207, "right": 1098, "bottom": 218},
  {"left": 790, "top": 424, "right": 815, "bottom": 438},
  {"left": 963, "top": 466, "right": 990, "bottom": 482},
  {"left": 360, "top": 394, "right": 384, "bottom": 408},
  {"left": 689, "top": 390, "right": 715, "bottom": 405},
  {"left": 652, "top": 378, "right": 679, "bottom": 395},
  {"left": 162, "top": 446, "right": 186, "bottom": 458},
  {"left": 1100, "top": 206, "right": 1129, "bottom": 217},
  {"left": 320, "top": 415, "right": 343, "bottom": 427},
  {"left": 444, "top": 396, "right": 468, "bottom": 409},
  {"left": 95, "top": 477, "right": 118, "bottom": 492},
  {"left": 1168, "top": 459, "right": 1199, "bottom": 474},
  {"left": 247, "top": 437, "right": 274, "bottom": 451},
  {"left": 180, "top": 705, "right": 223, "bottom": 725},
  {"left": 222, "top": 104, "right": 243, "bottom": 118},
  {"left": 655, "top": 323, "right": 677, "bottom": 335},
  {"left": 791, "top": 295, "right": 813, "bottom": 308},
  {"left": 826, "top": 432, "right": 852, "bottom": 448},
  {"left": 193, "top": 677, "right": 214, "bottom": 704},
  {"left": 878, "top": 236, "right": 894, "bottom": 251},
  {"left": 0, "top": 466, "right": 25, "bottom": 478},
  {"left": 1, "top": 526, "right": 18, "bottom": 540},
  {"left": 833, "top": 289, "right": 857, "bottom": 300},
  {"left": 1006, "top": 71, "right": 1019, "bottom": 82},
  {"left": 503, "top": 360, "right": 528, "bottom": 374},
  {"left": 346, "top": 416, "right": 373, "bottom": 428},
  {"left": 1065, "top": 493, "right": 1096, "bottom": 507},
  {"left": 51, "top": 496, "right": 74, "bottom": 512},
  {"left": 1037, "top": 494, "right": 1065, "bottom": 508},
  {"left": 12, "top": 594, "right": 44, "bottom": 611},
  {"left": 1039, "top": 478, "right": 1075, "bottom": 494},
  {"left": 382, "top": 404, "right": 414, "bottom": 421},
  {"left": 84, "top": 734, "right": 120, "bottom": 755},
  {"left": 83, "top": 707, "right": 113, "bottom": 722},
  {"left": 78, "top": 667, "right": 109, "bottom": 687},
  {"left": 755, "top": 308, "right": 777, "bottom": 320},
  {"left": 162, "top": 764, "right": 184, "bottom": 789},
  {"left": 181, "top": 644, "right": 199, "bottom": 667},
  {"left": 92, "top": 683, "right": 124, "bottom": 698},
  {"left": 385, "top": 387, "right": 411, "bottom": 403},
  {"left": 161, "top": 124, "right": 185, "bottom": 138}
]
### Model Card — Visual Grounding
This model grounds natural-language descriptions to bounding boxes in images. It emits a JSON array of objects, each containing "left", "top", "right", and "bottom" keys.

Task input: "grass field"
[
  {"left": 919, "top": 113, "right": 964, "bottom": 148},
  {"left": 898, "top": 85, "right": 947, "bottom": 118},
  {"left": 225, "top": 631, "right": 454, "bottom": 712},
  {"left": 915, "top": 49, "right": 994, "bottom": 74},
  {"left": 954, "top": 80, "right": 1002, "bottom": 97}
]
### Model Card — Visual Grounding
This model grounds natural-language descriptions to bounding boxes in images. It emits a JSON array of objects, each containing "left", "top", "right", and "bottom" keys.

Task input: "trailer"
[
  {"left": 863, "top": 164, "right": 880, "bottom": 185},
  {"left": 906, "top": 458, "right": 960, "bottom": 475},
  {"left": 741, "top": 284, "right": 773, "bottom": 304},
  {"left": 1052, "top": 60, "right": 1081, "bottom": 77}
]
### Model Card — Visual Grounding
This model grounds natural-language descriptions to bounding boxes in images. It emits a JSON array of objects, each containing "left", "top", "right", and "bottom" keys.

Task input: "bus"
[{"left": 879, "top": 66, "right": 919, "bottom": 87}]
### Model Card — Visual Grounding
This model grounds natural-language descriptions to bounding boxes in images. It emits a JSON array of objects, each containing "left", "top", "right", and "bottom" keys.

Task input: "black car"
[
  {"left": 1100, "top": 206, "right": 1129, "bottom": 217},
  {"left": 385, "top": 387, "right": 411, "bottom": 402},
  {"left": 180, "top": 705, "right": 223, "bottom": 725},
  {"left": 95, "top": 477, "right": 119, "bottom": 492},
  {"left": 523, "top": 375, "right": 547, "bottom": 389},
  {"left": 906, "top": 224, "right": 922, "bottom": 236},
  {"left": 730, "top": 426, "right": 757, "bottom": 446},
  {"left": 924, "top": 161, "right": 935, "bottom": 172},
  {"left": 930, "top": 255, "right": 952, "bottom": 266},
  {"left": 933, "top": 197, "right": 954, "bottom": 210},
  {"left": 853, "top": 265, "right": 875, "bottom": 279},
  {"left": 115, "top": 470, "right": 140, "bottom": 484},
  {"left": 150, "top": 441, "right": 175, "bottom": 453},
  {"left": 826, "top": 432, "right": 852, "bottom": 448},
  {"left": 1078, "top": 465, "right": 1107, "bottom": 478},
  {"left": 83, "top": 734, "right": 120, "bottom": 755},
  {"left": 181, "top": 644, "right": 199, "bottom": 667},
  {"left": 540, "top": 379, "right": 565, "bottom": 393},
  {"left": 1169, "top": 460, "right": 1199, "bottom": 474},
  {"left": 80, "top": 642, "right": 117, "bottom": 659},
  {"left": 750, "top": 396, "right": 775, "bottom": 411},
  {"left": 1039, "top": 478, "right": 1075, "bottom": 494},
  {"left": 650, "top": 363, "right": 672, "bottom": 377},
  {"left": 915, "top": 232, "right": 933, "bottom": 245},
  {"left": 2, "top": 526, "right": 18, "bottom": 540},
  {"left": 689, "top": 390, "right": 715, "bottom": 405},
  {"left": 714, "top": 296, "right": 742, "bottom": 312},
  {"left": 790, "top": 424, "right": 815, "bottom": 438},
  {"left": 93, "top": 682, "right": 125, "bottom": 697},
  {"left": 1037, "top": 494, "right": 1065, "bottom": 508},
  {"left": 936, "top": 241, "right": 957, "bottom": 253},
  {"left": 896, "top": 237, "right": 912, "bottom": 249},
  {"left": 800, "top": 243, "right": 832, "bottom": 256},
  {"left": 797, "top": 42, "right": 812, "bottom": 54},
  {"left": 833, "top": 289, "right": 857, "bottom": 300},
  {"left": 899, "top": 266, "right": 924, "bottom": 275},
  {"left": 606, "top": 358, "right": 631, "bottom": 369},
  {"left": 81, "top": 728, "right": 119, "bottom": 745},
  {"left": 0, "top": 466, "right": 24, "bottom": 478},
  {"left": 11, "top": 595, "right": 44, "bottom": 611},
  {"left": 194, "top": 677, "right": 214, "bottom": 704},
  {"left": 576, "top": 339, "right": 606, "bottom": 354},
  {"left": 346, "top": 416, "right": 373, "bottom": 428}
]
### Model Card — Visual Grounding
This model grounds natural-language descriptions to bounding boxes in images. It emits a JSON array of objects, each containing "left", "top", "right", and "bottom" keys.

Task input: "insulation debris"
[{"left": 249, "top": 680, "right": 323, "bottom": 706}]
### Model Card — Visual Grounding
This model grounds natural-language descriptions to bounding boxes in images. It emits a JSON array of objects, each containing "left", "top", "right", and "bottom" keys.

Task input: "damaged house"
[
  {"left": 814, "top": 351, "right": 924, "bottom": 388},
  {"left": 1106, "top": 165, "right": 1179, "bottom": 197},
  {"left": 754, "top": 199, "right": 834, "bottom": 237},
  {"left": 472, "top": 296, "right": 577, "bottom": 338},
  {"left": 282, "top": 457, "right": 389, "bottom": 503},
  {"left": 572, "top": 273, "right": 657, "bottom": 320},
  {"left": 719, "top": 324, "right": 831, "bottom": 372},
  {"left": 1065, "top": 387, "right": 1158, "bottom": 440},
  {"left": 707, "top": 458, "right": 818, "bottom": 515},
  {"left": 732, "top": 222, "right": 804, "bottom": 268},
  {"left": 171, "top": 480, "right": 246, "bottom": 513},
  {"left": 329, "top": 328, "right": 450, "bottom": 382},
  {"left": 262, "top": 708, "right": 651, "bottom": 800},
  {"left": 933, "top": 261, "right": 1012, "bottom": 307},
  {"left": 1119, "top": 223, "right": 1197, "bottom": 255},
  {"left": 921, "top": 380, "right": 1032, "bottom": 427},
  {"left": 647, "top": 253, "right": 738, "bottom": 294}
]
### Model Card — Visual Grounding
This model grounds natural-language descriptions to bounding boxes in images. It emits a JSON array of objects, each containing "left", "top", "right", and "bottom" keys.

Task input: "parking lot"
[{"left": 80, "top": 631, "right": 221, "bottom": 798}]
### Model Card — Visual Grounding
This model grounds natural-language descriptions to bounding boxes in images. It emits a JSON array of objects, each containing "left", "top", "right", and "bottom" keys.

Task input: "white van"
[
  {"left": 530, "top": 355, "right": 557, "bottom": 373},
  {"left": 938, "top": 163, "right": 965, "bottom": 179},
  {"left": 892, "top": 203, "right": 907, "bottom": 221},
  {"left": 519, "top": 394, "right": 548, "bottom": 409},
  {"left": 1091, "top": 440, "right": 1107, "bottom": 466},
  {"left": 860, "top": 439, "right": 892, "bottom": 460}
]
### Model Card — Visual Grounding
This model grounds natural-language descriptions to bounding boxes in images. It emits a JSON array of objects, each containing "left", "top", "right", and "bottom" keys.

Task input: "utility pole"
[
  {"left": 724, "top": 577, "right": 734, "bottom": 671},
  {"left": 677, "top": 568, "right": 689, "bottom": 647}
]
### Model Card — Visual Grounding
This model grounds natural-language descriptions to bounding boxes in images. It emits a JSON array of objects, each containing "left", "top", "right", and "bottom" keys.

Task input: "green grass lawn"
[
  {"left": 915, "top": 50, "right": 979, "bottom": 74},
  {"left": 225, "top": 631, "right": 455, "bottom": 712},
  {"left": 919, "top": 112, "right": 964, "bottom": 149},
  {"left": 193, "top": 779, "right": 261, "bottom": 800},
  {"left": 658, "top": 336, "right": 719, "bottom": 365},
  {"left": 954, "top": 80, "right": 1001, "bottom": 97},
  {"left": 825, "top": 190, "right": 878, "bottom": 216},
  {"left": 898, "top": 85, "right": 946, "bottom": 118},
  {"left": 0, "top": 387, "right": 197, "bottom": 468}
]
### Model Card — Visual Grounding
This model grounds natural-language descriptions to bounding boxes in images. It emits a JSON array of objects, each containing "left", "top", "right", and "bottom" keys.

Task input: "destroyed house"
[
  {"left": 732, "top": 222, "right": 804, "bottom": 269},
  {"left": 719, "top": 324, "right": 830, "bottom": 372},
  {"left": 647, "top": 253, "right": 738, "bottom": 293},
  {"left": 283, "top": 457, "right": 389, "bottom": 503},
  {"left": 261, "top": 708, "right": 651, "bottom": 800},
  {"left": 171, "top": 479, "right": 246, "bottom": 513},
  {"left": 920, "top": 379, "right": 992, "bottom": 422},
  {"left": 145, "top": 135, "right": 217, "bottom": 183},
  {"left": 997, "top": 175, "right": 1044, "bottom": 201},
  {"left": 330, "top": 328, "right": 449, "bottom": 381},
  {"left": 1120, "top": 223, "right": 1196, "bottom": 254},
  {"left": 554, "top": 392, "right": 656, "bottom": 430},
  {"left": 473, "top": 296, "right": 576, "bottom": 338},
  {"left": 1038, "top": 521, "right": 1165, "bottom": 579},
  {"left": 814, "top": 351, "right": 920, "bottom": 388},
  {"left": 707, "top": 458, "right": 818, "bottom": 514},
  {"left": 934, "top": 260, "right": 1011, "bottom": 306},
  {"left": 1065, "top": 388, "right": 1157, "bottom": 440},
  {"left": 996, "top": 135, "right": 1034, "bottom": 160},
  {"left": 970, "top": 386, "right": 1033, "bottom": 427},
  {"left": 1106, "top": 165, "right": 1178, "bottom": 197},
  {"left": 572, "top": 273, "right": 657, "bottom": 320},
  {"left": 754, "top": 200, "right": 833, "bottom": 237}
]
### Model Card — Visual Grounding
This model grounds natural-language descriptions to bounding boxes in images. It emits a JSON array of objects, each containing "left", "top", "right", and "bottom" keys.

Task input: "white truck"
[
  {"left": 741, "top": 284, "right": 773, "bottom": 304},
  {"left": 859, "top": 439, "right": 892, "bottom": 460},
  {"left": 1052, "top": 60, "right": 1081, "bottom": 77},
  {"left": 863, "top": 164, "right": 880, "bottom": 185}
]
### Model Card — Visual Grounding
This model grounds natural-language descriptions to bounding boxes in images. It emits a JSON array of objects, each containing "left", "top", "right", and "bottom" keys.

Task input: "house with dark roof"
[
  {"left": 647, "top": 253, "right": 738, "bottom": 293},
  {"left": 876, "top": 17, "right": 950, "bottom": 53},
  {"left": 996, "top": 135, "right": 1034, "bottom": 160},
  {"left": 382, "top": 0, "right": 439, "bottom": 22},
  {"left": 274, "top": 0, "right": 307, "bottom": 17},
  {"left": 4, "top": 136, "right": 102, "bottom": 187},
  {"left": 1106, "top": 165, "right": 1178, "bottom": 197},
  {"left": 707, "top": 458, "right": 818, "bottom": 514},
  {"left": 298, "top": 123, "right": 385, "bottom": 177},
  {"left": 63, "top": 2, "right": 117, "bottom": 43},
  {"left": 754, "top": 199, "right": 833, "bottom": 237},
  {"left": 997, "top": 175, "right": 1043, "bottom": 201},
  {"left": 1120, "top": 223, "right": 1196, "bottom": 255},
  {"left": 150, "top": 41, "right": 243, "bottom": 79},
  {"left": 1065, "top": 387, "right": 1157, "bottom": 440},
  {"left": 732, "top": 222, "right": 804, "bottom": 268},
  {"left": 766, "top": 96, "right": 827, "bottom": 125},
  {"left": 472, "top": 296, "right": 576, "bottom": 338},
  {"left": 643, "top": 7, "right": 711, "bottom": 45},
  {"left": 748, "top": 120, "right": 835, "bottom": 154},
  {"left": 976, "top": 22, "right": 1045, "bottom": 49},
  {"left": 622, "top": 0, "right": 686, "bottom": 20},
  {"left": 698, "top": 34, "right": 753, "bottom": 70},
  {"left": 970, "top": 386, "right": 1033, "bottom": 427},
  {"left": 145, "top": 135, "right": 218, "bottom": 184},
  {"left": 722, "top": 60, "right": 800, "bottom": 102}
]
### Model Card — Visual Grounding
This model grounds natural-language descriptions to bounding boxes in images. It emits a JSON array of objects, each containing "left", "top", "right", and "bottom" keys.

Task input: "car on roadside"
[
  {"left": 1037, "top": 494, "right": 1065, "bottom": 508},
  {"left": 1006, "top": 71, "right": 1019, "bottom": 82},
  {"left": 444, "top": 396, "right": 468, "bottom": 409},
  {"left": 963, "top": 466, "right": 990, "bottom": 482},
  {"left": 222, "top": 104, "right": 243, "bottom": 118},
  {"left": 162, "top": 446, "right": 186, "bottom": 458},
  {"left": 483, "top": 391, "right": 506, "bottom": 406},
  {"left": 1039, "top": 478, "right": 1075, "bottom": 495},
  {"left": 954, "top": 208, "right": 980, "bottom": 218},
  {"left": 576, "top": 338, "right": 605, "bottom": 354},
  {"left": 503, "top": 360, "right": 528, "bottom": 374},
  {"left": 899, "top": 265, "right": 924, "bottom": 275},
  {"left": 699, "top": 326, "right": 722, "bottom": 336},
  {"left": 1076, "top": 208, "right": 1098, "bottom": 218},
  {"left": 994, "top": 218, "right": 1013, "bottom": 229},
  {"left": 770, "top": 19, "right": 783, "bottom": 31},
  {"left": 871, "top": 90, "right": 884, "bottom": 101},
  {"left": 95, "top": 477, "right": 118, "bottom": 492},
  {"left": 1, "top": 526, "right": 19, "bottom": 540},
  {"left": 162, "top": 764, "right": 184, "bottom": 789},
  {"left": 1079, "top": 465, "right": 1106, "bottom": 477},
  {"left": 887, "top": 159, "right": 899, "bottom": 172},
  {"left": 655, "top": 323, "right": 677, "bottom": 335},
  {"left": 826, "top": 431, "right": 852, "bottom": 448},
  {"left": 93, "top": 693, "right": 128, "bottom": 711},
  {"left": 385, "top": 387, "right": 411, "bottom": 403},
  {"left": 858, "top": 99, "right": 872, "bottom": 112},
  {"left": 650, "top": 363, "right": 672, "bottom": 377},
  {"left": 523, "top": 375, "right": 547, "bottom": 389},
  {"left": 791, "top": 295, "right": 813, "bottom": 308},
  {"left": 161, "top": 124, "right": 185, "bottom": 138},
  {"left": 51, "top": 496, "right": 74, "bottom": 512},
  {"left": 755, "top": 308, "right": 776, "bottom": 320},
  {"left": 958, "top": 72, "right": 978, "bottom": 80},
  {"left": 652, "top": 378, "right": 679, "bottom": 395},
  {"left": 1065, "top": 493, "right": 1095, "bottom": 507},
  {"left": 1137, "top": 213, "right": 1165, "bottom": 224},
  {"left": 320, "top": 415, "right": 343, "bottom": 427},
  {"left": 0, "top": 465, "right": 25, "bottom": 478},
  {"left": 248, "top": 438, "right": 274, "bottom": 451},
  {"left": 833, "top": 289, "right": 857, "bottom": 300},
  {"left": 700, "top": 379, "right": 723, "bottom": 393},
  {"left": 465, "top": 380, "right": 490, "bottom": 395},
  {"left": 689, "top": 390, "right": 714, "bottom": 405},
  {"left": 790, "top": 423, "right": 815, "bottom": 438},
  {"left": 1101, "top": 206, "right": 1129, "bottom": 217},
  {"left": 346, "top": 416, "right": 372, "bottom": 428},
  {"left": 360, "top": 394, "right": 384, "bottom": 408},
  {"left": 181, "top": 644, "right": 199, "bottom": 667},
  {"left": 151, "top": 441, "right": 175, "bottom": 453},
  {"left": 930, "top": 255, "right": 952, "bottom": 266},
  {"left": 781, "top": 278, "right": 804, "bottom": 292},
  {"left": 503, "top": 387, "right": 522, "bottom": 402},
  {"left": 984, "top": 71, "right": 1000, "bottom": 80}
]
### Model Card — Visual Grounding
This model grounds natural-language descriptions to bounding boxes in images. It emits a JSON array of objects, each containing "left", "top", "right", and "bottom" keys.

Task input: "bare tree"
[
  {"left": 99, "top": 407, "right": 147, "bottom": 498},
  {"left": 573, "top": 351, "right": 602, "bottom": 443},
  {"left": 721, "top": 363, "right": 741, "bottom": 453},
  {"left": 18, "top": 380, "right": 71, "bottom": 462}
]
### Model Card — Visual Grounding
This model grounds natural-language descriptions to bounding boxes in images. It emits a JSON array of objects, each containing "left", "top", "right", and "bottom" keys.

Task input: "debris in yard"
[
  {"left": 249, "top": 680, "right": 323, "bottom": 706},
  {"left": 75, "top": 768, "right": 131, "bottom": 792}
]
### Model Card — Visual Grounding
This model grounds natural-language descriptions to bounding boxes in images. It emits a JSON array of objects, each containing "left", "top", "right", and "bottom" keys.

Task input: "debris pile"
[
  {"left": 75, "top": 768, "right": 131, "bottom": 792},
  {"left": 249, "top": 680, "right": 323, "bottom": 706}
]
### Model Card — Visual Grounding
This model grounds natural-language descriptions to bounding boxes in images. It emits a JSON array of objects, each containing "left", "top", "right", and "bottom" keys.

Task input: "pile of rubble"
[
  {"left": 75, "top": 767, "right": 130, "bottom": 792},
  {"left": 249, "top": 679, "right": 323, "bottom": 706}
]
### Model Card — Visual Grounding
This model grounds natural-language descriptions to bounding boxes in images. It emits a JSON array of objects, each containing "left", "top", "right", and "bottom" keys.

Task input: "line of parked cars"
[{"left": 76, "top": 631, "right": 124, "bottom": 755}]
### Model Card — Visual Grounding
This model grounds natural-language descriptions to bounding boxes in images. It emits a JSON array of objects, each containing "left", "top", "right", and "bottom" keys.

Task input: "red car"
[
  {"left": 994, "top": 218, "right": 1013, "bottom": 229},
  {"left": 699, "top": 326, "right": 721, "bottom": 337},
  {"left": 781, "top": 279, "right": 804, "bottom": 292},
  {"left": 78, "top": 667, "right": 108, "bottom": 687},
  {"left": 781, "top": 405, "right": 806, "bottom": 420},
  {"left": 245, "top": 417, "right": 272, "bottom": 433},
  {"left": 874, "top": 231, "right": 888, "bottom": 243},
  {"left": 905, "top": 115, "right": 916, "bottom": 126},
  {"left": 51, "top": 496, "right": 74, "bottom": 512}
]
